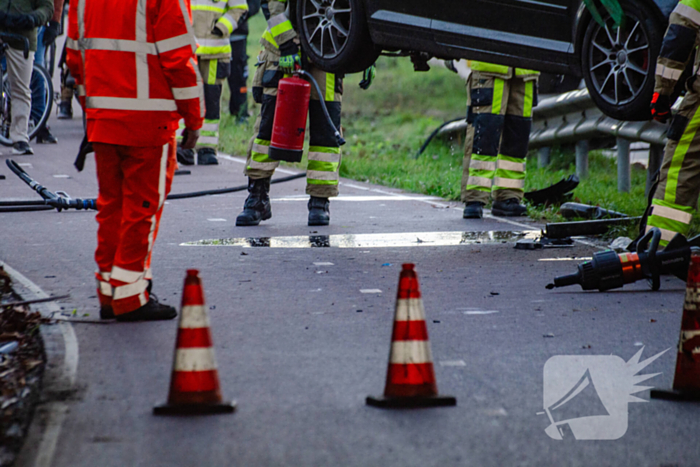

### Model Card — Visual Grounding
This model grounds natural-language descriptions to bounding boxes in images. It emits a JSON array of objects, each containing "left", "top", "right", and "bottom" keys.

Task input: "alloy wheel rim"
[
  {"left": 588, "top": 16, "right": 650, "bottom": 106},
  {"left": 301, "top": 0, "right": 351, "bottom": 59}
]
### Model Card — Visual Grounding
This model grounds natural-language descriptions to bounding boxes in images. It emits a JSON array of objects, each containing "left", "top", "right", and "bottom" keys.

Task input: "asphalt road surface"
[{"left": 2, "top": 111, "right": 699, "bottom": 467}]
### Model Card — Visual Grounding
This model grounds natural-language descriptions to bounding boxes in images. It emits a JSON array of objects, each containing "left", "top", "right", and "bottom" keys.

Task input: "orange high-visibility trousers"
[{"left": 94, "top": 137, "right": 177, "bottom": 315}]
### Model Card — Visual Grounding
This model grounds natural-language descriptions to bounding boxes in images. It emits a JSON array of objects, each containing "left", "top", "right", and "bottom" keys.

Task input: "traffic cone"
[
  {"left": 366, "top": 263, "right": 456, "bottom": 408},
  {"left": 651, "top": 248, "right": 700, "bottom": 401},
  {"left": 154, "top": 270, "right": 235, "bottom": 415}
]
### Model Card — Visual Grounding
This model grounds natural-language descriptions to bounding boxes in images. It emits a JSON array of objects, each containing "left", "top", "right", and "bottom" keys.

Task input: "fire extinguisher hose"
[{"left": 295, "top": 70, "right": 346, "bottom": 147}]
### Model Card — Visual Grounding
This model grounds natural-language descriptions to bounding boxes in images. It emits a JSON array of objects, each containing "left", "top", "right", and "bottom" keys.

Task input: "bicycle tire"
[
  {"left": 0, "top": 63, "right": 54, "bottom": 142},
  {"left": 29, "top": 63, "right": 53, "bottom": 139}
]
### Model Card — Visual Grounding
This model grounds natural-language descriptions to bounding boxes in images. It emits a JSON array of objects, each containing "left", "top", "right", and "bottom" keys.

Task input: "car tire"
[
  {"left": 581, "top": 0, "right": 663, "bottom": 121},
  {"left": 296, "top": 0, "right": 380, "bottom": 74}
]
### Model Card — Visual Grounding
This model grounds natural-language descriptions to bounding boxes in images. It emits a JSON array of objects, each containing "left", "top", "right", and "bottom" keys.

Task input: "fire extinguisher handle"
[{"left": 296, "top": 70, "right": 346, "bottom": 147}]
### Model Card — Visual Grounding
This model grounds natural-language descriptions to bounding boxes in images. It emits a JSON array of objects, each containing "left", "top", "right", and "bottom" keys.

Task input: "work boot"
[
  {"left": 463, "top": 202, "right": 484, "bottom": 219},
  {"left": 177, "top": 147, "right": 195, "bottom": 166},
  {"left": 197, "top": 148, "right": 219, "bottom": 165},
  {"left": 57, "top": 101, "right": 72, "bottom": 120},
  {"left": 308, "top": 196, "right": 330, "bottom": 226},
  {"left": 36, "top": 126, "right": 58, "bottom": 144},
  {"left": 492, "top": 198, "right": 527, "bottom": 217},
  {"left": 115, "top": 294, "right": 177, "bottom": 322},
  {"left": 236, "top": 177, "right": 272, "bottom": 226}
]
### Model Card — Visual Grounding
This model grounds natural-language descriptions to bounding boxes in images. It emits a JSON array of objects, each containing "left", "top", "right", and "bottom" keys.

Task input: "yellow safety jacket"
[
  {"left": 192, "top": 0, "right": 249, "bottom": 59},
  {"left": 468, "top": 60, "right": 539, "bottom": 80}
]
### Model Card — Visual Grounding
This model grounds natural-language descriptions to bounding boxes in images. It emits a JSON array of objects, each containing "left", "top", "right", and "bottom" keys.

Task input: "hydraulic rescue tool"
[
  {"left": 268, "top": 69, "right": 345, "bottom": 163},
  {"left": 547, "top": 228, "right": 700, "bottom": 292}
]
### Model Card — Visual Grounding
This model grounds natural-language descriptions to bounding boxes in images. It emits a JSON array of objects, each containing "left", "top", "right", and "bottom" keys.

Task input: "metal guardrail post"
[
  {"left": 617, "top": 137, "right": 631, "bottom": 192},
  {"left": 575, "top": 140, "right": 589, "bottom": 178},
  {"left": 646, "top": 144, "right": 664, "bottom": 196},
  {"left": 538, "top": 147, "right": 550, "bottom": 168}
]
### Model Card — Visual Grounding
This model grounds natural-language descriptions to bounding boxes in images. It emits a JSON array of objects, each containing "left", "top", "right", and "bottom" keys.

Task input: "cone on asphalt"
[
  {"left": 366, "top": 263, "right": 456, "bottom": 408},
  {"left": 154, "top": 269, "right": 235, "bottom": 415},
  {"left": 651, "top": 248, "right": 700, "bottom": 401}
]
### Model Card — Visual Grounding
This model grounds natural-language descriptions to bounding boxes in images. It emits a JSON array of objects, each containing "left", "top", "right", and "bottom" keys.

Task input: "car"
[{"left": 292, "top": 0, "right": 680, "bottom": 121}]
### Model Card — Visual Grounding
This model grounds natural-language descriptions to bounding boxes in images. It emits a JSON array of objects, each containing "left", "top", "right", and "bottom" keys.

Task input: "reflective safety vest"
[
  {"left": 260, "top": 0, "right": 297, "bottom": 52},
  {"left": 192, "top": 0, "right": 249, "bottom": 59},
  {"left": 468, "top": 60, "right": 539, "bottom": 80},
  {"left": 66, "top": 0, "right": 204, "bottom": 147}
]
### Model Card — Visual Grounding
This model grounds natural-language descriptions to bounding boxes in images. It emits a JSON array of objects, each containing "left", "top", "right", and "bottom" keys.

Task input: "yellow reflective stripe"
[
  {"left": 665, "top": 104, "right": 700, "bottom": 202},
  {"left": 270, "top": 20, "right": 293, "bottom": 38},
  {"left": 208, "top": 59, "right": 218, "bottom": 85},
  {"left": 191, "top": 5, "right": 226, "bottom": 13},
  {"left": 523, "top": 80, "right": 534, "bottom": 118},
  {"left": 469, "top": 61, "right": 509, "bottom": 74},
  {"left": 492, "top": 79, "right": 504, "bottom": 114},
  {"left": 325, "top": 73, "right": 335, "bottom": 101},
  {"left": 218, "top": 16, "right": 235, "bottom": 34},
  {"left": 262, "top": 29, "right": 279, "bottom": 48}
]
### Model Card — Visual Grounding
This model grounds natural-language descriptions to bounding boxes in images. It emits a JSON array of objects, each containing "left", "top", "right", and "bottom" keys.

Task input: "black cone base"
[
  {"left": 269, "top": 146, "right": 303, "bottom": 163},
  {"left": 650, "top": 388, "right": 700, "bottom": 401},
  {"left": 153, "top": 400, "right": 236, "bottom": 415},
  {"left": 366, "top": 394, "right": 456, "bottom": 408}
]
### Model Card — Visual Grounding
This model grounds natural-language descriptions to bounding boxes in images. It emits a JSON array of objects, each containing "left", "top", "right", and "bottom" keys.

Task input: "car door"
[
  {"left": 365, "top": 0, "right": 441, "bottom": 54},
  {"left": 431, "top": 0, "right": 576, "bottom": 74}
]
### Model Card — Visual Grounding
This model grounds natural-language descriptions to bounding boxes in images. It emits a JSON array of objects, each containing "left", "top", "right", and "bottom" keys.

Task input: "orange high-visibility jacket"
[{"left": 66, "top": 0, "right": 204, "bottom": 147}]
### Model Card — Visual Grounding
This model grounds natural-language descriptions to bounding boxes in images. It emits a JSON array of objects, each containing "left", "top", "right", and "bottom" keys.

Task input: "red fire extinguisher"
[{"left": 268, "top": 70, "right": 345, "bottom": 163}]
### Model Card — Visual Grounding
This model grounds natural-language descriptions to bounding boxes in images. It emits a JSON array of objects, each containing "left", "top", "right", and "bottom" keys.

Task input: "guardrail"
[{"left": 437, "top": 89, "right": 670, "bottom": 194}]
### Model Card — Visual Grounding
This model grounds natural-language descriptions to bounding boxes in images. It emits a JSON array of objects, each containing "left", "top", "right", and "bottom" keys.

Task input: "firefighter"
[
  {"left": 462, "top": 61, "right": 539, "bottom": 218},
  {"left": 66, "top": 0, "right": 203, "bottom": 321},
  {"left": 647, "top": 0, "right": 700, "bottom": 246},
  {"left": 235, "top": 0, "right": 344, "bottom": 227},
  {"left": 228, "top": 0, "right": 260, "bottom": 123},
  {"left": 177, "top": 0, "right": 249, "bottom": 166}
]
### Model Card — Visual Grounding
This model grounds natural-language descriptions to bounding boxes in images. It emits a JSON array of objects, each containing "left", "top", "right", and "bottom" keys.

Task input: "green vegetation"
[{"left": 220, "top": 14, "right": 697, "bottom": 239}]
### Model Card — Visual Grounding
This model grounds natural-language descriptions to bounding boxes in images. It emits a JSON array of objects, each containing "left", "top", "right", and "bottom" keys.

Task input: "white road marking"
[
  {"left": 52, "top": 174, "right": 70, "bottom": 178},
  {"left": 17, "top": 162, "right": 32, "bottom": 168},
  {"left": 314, "top": 262, "right": 334, "bottom": 266},
  {"left": 207, "top": 218, "right": 227, "bottom": 222},
  {"left": 218, "top": 153, "right": 298, "bottom": 174},
  {"left": 538, "top": 257, "right": 593, "bottom": 262},
  {"left": 360, "top": 289, "right": 382, "bottom": 294},
  {"left": 464, "top": 310, "right": 499, "bottom": 315},
  {"left": 1, "top": 261, "right": 77, "bottom": 467},
  {"left": 272, "top": 195, "right": 443, "bottom": 202}
]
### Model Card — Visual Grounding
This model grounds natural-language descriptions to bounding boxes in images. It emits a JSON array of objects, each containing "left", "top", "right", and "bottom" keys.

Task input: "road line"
[{"left": 2, "top": 261, "right": 78, "bottom": 467}]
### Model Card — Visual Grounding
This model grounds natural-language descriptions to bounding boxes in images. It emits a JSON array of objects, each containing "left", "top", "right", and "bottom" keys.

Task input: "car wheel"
[
  {"left": 296, "top": 0, "right": 379, "bottom": 74},
  {"left": 581, "top": 0, "right": 662, "bottom": 121}
]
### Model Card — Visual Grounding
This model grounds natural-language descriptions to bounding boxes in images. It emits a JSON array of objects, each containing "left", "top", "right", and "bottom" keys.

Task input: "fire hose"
[
  {"left": 1, "top": 159, "right": 305, "bottom": 213},
  {"left": 547, "top": 227, "right": 700, "bottom": 292}
]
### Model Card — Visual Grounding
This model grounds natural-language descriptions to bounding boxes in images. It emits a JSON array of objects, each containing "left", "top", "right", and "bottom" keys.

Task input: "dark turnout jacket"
[{"left": 0, "top": 0, "right": 54, "bottom": 51}]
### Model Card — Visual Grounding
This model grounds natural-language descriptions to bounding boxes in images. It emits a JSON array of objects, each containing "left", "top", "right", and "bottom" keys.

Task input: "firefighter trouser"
[
  {"left": 94, "top": 138, "right": 177, "bottom": 315},
  {"left": 462, "top": 72, "right": 537, "bottom": 204},
  {"left": 245, "top": 48, "right": 343, "bottom": 198},
  {"left": 228, "top": 37, "right": 249, "bottom": 119},
  {"left": 178, "top": 58, "right": 231, "bottom": 153},
  {"left": 647, "top": 81, "right": 700, "bottom": 246}
]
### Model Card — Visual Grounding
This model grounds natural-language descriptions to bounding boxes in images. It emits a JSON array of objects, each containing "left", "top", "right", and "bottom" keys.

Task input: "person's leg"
[
  {"left": 490, "top": 76, "right": 536, "bottom": 216},
  {"left": 196, "top": 58, "right": 230, "bottom": 165},
  {"left": 462, "top": 72, "right": 507, "bottom": 207},
  {"left": 228, "top": 37, "right": 249, "bottom": 121},
  {"left": 30, "top": 26, "right": 46, "bottom": 129},
  {"left": 109, "top": 143, "right": 175, "bottom": 316},
  {"left": 6, "top": 47, "right": 35, "bottom": 151},
  {"left": 93, "top": 143, "right": 124, "bottom": 311},
  {"left": 647, "top": 86, "right": 700, "bottom": 246}
]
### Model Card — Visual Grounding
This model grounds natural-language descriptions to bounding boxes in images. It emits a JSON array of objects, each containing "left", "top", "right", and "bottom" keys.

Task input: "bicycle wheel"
[
  {"left": 28, "top": 62, "right": 53, "bottom": 140},
  {"left": 0, "top": 71, "right": 12, "bottom": 146}
]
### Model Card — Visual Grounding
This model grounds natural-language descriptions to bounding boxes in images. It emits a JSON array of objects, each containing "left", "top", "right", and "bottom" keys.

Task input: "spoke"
[
  {"left": 615, "top": 23, "right": 620, "bottom": 45},
  {"left": 604, "top": 23, "right": 616, "bottom": 47},
  {"left": 332, "top": 8, "right": 351, "bottom": 13},
  {"left": 626, "top": 62, "right": 646, "bottom": 75},
  {"left": 303, "top": 12, "right": 324, "bottom": 20},
  {"left": 626, "top": 44, "right": 648, "bottom": 54},
  {"left": 625, "top": 21, "right": 640, "bottom": 48},
  {"left": 328, "top": 27, "right": 339, "bottom": 54},
  {"left": 600, "top": 68, "right": 615, "bottom": 93},
  {"left": 622, "top": 69, "right": 638, "bottom": 96},
  {"left": 331, "top": 18, "right": 348, "bottom": 36},
  {"left": 309, "top": 23, "right": 323, "bottom": 43},
  {"left": 592, "top": 41, "right": 612, "bottom": 55},
  {"left": 614, "top": 71, "right": 619, "bottom": 103},
  {"left": 591, "top": 59, "right": 614, "bottom": 71},
  {"left": 309, "top": 0, "right": 323, "bottom": 9},
  {"left": 320, "top": 25, "right": 325, "bottom": 55}
]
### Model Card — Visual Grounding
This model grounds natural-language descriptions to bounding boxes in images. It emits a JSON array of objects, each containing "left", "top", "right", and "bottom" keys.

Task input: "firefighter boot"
[
  {"left": 236, "top": 177, "right": 272, "bottom": 226},
  {"left": 463, "top": 202, "right": 484, "bottom": 219},
  {"left": 177, "top": 147, "right": 195, "bottom": 166},
  {"left": 492, "top": 198, "right": 527, "bottom": 217},
  {"left": 115, "top": 294, "right": 177, "bottom": 322},
  {"left": 308, "top": 196, "right": 330, "bottom": 226},
  {"left": 197, "top": 148, "right": 219, "bottom": 165}
]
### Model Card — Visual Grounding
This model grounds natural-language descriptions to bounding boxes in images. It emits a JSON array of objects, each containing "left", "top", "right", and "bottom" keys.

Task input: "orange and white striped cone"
[
  {"left": 367, "top": 263, "right": 456, "bottom": 408},
  {"left": 652, "top": 248, "right": 700, "bottom": 401},
  {"left": 154, "top": 270, "right": 235, "bottom": 415}
]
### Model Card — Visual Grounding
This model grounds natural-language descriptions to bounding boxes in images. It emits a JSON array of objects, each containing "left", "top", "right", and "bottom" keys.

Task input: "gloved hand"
[
  {"left": 180, "top": 128, "right": 200, "bottom": 149},
  {"left": 5, "top": 14, "right": 37, "bottom": 31},
  {"left": 211, "top": 27, "right": 223, "bottom": 36},
  {"left": 278, "top": 42, "right": 301, "bottom": 73},
  {"left": 359, "top": 64, "right": 376, "bottom": 90},
  {"left": 651, "top": 92, "right": 672, "bottom": 123},
  {"left": 43, "top": 21, "right": 60, "bottom": 46}
]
